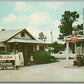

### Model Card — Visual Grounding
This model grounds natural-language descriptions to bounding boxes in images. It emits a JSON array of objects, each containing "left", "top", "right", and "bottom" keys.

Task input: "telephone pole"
[
  {"left": 50, "top": 29, "right": 53, "bottom": 54},
  {"left": 50, "top": 29, "right": 53, "bottom": 43}
]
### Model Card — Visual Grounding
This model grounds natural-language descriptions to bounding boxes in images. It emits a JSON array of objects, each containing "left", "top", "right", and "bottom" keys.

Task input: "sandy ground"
[{"left": 0, "top": 59, "right": 84, "bottom": 82}]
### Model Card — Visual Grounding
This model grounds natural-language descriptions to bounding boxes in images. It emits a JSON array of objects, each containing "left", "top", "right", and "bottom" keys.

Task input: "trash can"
[{"left": 77, "top": 56, "right": 82, "bottom": 66}]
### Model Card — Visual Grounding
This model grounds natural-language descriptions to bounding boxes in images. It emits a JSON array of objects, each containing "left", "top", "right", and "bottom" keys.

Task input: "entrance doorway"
[
  {"left": 20, "top": 43, "right": 33, "bottom": 65},
  {"left": 8, "top": 43, "right": 34, "bottom": 65}
]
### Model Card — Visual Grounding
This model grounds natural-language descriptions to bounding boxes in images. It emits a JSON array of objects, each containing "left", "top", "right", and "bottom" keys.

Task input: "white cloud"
[
  {"left": 15, "top": 2, "right": 31, "bottom": 12},
  {"left": 14, "top": 1, "right": 62, "bottom": 13},
  {"left": 3, "top": 13, "right": 29, "bottom": 24},
  {"left": 29, "top": 12, "right": 52, "bottom": 25},
  {"left": 38, "top": 2, "right": 62, "bottom": 9},
  {"left": 3, "top": 12, "right": 52, "bottom": 26},
  {"left": 2, "top": 13, "right": 60, "bottom": 42},
  {"left": 3, "top": 13, "right": 17, "bottom": 23},
  {"left": 18, "top": 15, "right": 29, "bottom": 23}
]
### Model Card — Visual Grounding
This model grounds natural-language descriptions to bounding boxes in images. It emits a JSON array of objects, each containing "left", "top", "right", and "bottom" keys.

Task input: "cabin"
[{"left": 0, "top": 28, "right": 50, "bottom": 65}]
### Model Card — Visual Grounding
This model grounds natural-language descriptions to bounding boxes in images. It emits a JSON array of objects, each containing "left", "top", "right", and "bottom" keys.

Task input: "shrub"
[
  {"left": 0, "top": 51, "right": 11, "bottom": 54},
  {"left": 33, "top": 50, "right": 57, "bottom": 64},
  {"left": 50, "top": 56, "right": 57, "bottom": 62}
]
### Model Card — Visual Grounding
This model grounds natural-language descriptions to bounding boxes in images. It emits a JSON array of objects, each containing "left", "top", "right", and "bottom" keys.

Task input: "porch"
[{"left": 6, "top": 40, "right": 50, "bottom": 65}]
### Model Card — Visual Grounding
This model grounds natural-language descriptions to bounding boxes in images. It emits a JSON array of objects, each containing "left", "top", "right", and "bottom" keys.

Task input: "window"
[{"left": 21, "top": 32, "right": 25, "bottom": 37}]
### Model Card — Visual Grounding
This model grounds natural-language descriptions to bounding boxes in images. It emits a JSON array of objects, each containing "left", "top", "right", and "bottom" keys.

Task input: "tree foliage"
[
  {"left": 38, "top": 32, "right": 47, "bottom": 41},
  {"left": 52, "top": 41, "right": 65, "bottom": 53},
  {"left": 33, "top": 50, "right": 57, "bottom": 64},
  {"left": 58, "top": 11, "right": 79, "bottom": 39},
  {"left": 73, "top": 24, "right": 83, "bottom": 35}
]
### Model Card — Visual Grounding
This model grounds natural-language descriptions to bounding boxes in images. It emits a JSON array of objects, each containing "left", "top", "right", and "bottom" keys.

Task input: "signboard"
[
  {"left": 0, "top": 55, "right": 15, "bottom": 60},
  {"left": 37, "top": 44, "right": 44, "bottom": 46},
  {"left": 71, "top": 35, "right": 78, "bottom": 42},
  {"left": 45, "top": 45, "right": 48, "bottom": 48},
  {"left": 18, "top": 52, "right": 24, "bottom": 66}
]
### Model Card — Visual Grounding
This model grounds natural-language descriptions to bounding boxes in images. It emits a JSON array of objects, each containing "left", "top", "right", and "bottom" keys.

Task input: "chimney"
[{"left": 1, "top": 29, "right": 5, "bottom": 31}]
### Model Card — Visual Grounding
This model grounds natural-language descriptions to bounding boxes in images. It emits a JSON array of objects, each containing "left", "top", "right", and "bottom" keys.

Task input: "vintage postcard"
[{"left": 0, "top": 0, "right": 84, "bottom": 83}]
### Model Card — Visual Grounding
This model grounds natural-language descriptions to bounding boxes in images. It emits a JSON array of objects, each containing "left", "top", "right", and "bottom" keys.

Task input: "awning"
[{"left": 7, "top": 38, "right": 51, "bottom": 44}]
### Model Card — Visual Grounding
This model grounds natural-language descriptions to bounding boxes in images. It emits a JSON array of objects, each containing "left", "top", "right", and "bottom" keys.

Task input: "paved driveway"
[{"left": 0, "top": 59, "right": 84, "bottom": 82}]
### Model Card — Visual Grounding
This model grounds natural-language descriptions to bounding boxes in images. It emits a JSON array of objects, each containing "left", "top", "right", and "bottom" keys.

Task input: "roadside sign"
[{"left": 71, "top": 35, "right": 78, "bottom": 42}]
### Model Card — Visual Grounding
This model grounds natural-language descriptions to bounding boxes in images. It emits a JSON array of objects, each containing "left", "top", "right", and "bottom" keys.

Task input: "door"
[{"left": 21, "top": 43, "right": 33, "bottom": 65}]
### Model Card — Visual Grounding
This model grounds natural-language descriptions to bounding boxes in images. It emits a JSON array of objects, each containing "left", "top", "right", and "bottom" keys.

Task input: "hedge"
[
  {"left": 33, "top": 50, "right": 57, "bottom": 64},
  {"left": 0, "top": 51, "right": 11, "bottom": 54}
]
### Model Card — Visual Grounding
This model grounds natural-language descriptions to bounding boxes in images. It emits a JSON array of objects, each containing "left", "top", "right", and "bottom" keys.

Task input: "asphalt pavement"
[{"left": 0, "top": 59, "right": 84, "bottom": 82}]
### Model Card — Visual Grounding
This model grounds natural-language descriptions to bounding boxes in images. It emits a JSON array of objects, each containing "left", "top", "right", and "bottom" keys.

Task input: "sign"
[
  {"left": 45, "top": 45, "right": 48, "bottom": 48},
  {"left": 18, "top": 52, "right": 24, "bottom": 66},
  {"left": 0, "top": 55, "right": 15, "bottom": 60},
  {"left": 37, "top": 44, "right": 44, "bottom": 46},
  {"left": 71, "top": 35, "right": 78, "bottom": 42}
]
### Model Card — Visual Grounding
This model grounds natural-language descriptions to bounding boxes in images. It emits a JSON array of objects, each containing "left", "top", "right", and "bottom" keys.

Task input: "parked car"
[{"left": 51, "top": 52, "right": 75, "bottom": 59}]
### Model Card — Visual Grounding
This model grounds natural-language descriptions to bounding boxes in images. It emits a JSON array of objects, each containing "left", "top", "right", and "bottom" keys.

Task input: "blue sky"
[{"left": 0, "top": 1, "right": 84, "bottom": 43}]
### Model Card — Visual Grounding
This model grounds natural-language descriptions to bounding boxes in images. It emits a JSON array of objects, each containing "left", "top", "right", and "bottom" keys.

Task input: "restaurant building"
[{"left": 0, "top": 28, "right": 50, "bottom": 65}]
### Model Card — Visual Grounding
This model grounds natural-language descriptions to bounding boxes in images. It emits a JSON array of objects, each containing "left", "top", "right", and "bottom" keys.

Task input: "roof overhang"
[{"left": 7, "top": 38, "right": 51, "bottom": 44}]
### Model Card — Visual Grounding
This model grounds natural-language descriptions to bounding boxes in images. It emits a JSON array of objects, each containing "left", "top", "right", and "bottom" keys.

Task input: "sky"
[{"left": 0, "top": 1, "right": 84, "bottom": 43}]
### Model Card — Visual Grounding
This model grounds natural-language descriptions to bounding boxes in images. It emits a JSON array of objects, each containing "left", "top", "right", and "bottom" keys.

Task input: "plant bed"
[{"left": 0, "top": 51, "right": 11, "bottom": 55}]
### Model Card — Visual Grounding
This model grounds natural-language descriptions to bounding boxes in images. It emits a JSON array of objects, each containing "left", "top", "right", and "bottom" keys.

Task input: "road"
[{"left": 0, "top": 59, "right": 84, "bottom": 82}]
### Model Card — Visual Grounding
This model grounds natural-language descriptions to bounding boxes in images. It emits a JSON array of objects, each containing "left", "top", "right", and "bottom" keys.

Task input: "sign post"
[{"left": 71, "top": 34, "right": 78, "bottom": 65}]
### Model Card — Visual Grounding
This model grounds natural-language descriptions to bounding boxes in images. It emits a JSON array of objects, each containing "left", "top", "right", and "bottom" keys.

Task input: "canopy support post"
[
  {"left": 75, "top": 42, "right": 77, "bottom": 61},
  {"left": 66, "top": 40, "right": 69, "bottom": 68}
]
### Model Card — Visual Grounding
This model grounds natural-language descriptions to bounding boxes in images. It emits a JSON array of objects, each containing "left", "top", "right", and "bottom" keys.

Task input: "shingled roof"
[
  {"left": 0, "top": 28, "right": 36, "bottom": 42},
  {"left": 0, "top": 28, "right": 51, "bottom": 44}
]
